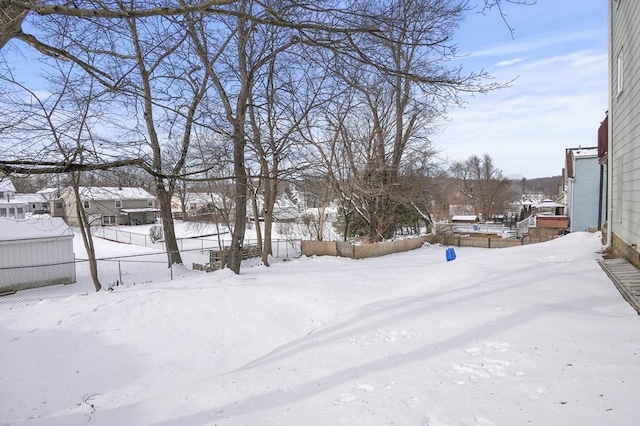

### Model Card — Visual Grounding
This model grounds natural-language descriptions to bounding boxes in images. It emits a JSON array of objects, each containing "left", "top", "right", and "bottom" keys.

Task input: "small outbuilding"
[
  {"left": 0, "top": 217, "right": 76, "bottom": 294},
  {"left": 451, "top": 215, "right": 479, "bottom": 224}
]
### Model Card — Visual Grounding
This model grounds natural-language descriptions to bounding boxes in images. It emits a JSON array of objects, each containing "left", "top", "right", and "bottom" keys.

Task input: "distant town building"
[{"left": 564, "top": 147, "right": 600, "bottom": 233}]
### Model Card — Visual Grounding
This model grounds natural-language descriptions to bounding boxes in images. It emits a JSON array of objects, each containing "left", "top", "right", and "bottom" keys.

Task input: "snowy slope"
[{"left": 1, "top": 232, "right": 639, "bottom": 426}]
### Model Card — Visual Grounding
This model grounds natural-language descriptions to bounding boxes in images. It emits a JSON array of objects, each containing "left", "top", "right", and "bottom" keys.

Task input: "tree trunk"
[
  {"left": 228, "top": 128, "right": 247, "bottom": 274},
  {"left": 0, "top": 1, "right": 29, "bottom": 49},
  {"left": 247, "top": 169, "right": 263, "bottom": 257},
  {"left": 156, "top": 182, "right": 182, "bottom": 266},
  {"left": 261, "top": 175, "right": 277, "bottom": 265},
  {"left": 71, "top": 176, "right": 101, "bottom": 292}
]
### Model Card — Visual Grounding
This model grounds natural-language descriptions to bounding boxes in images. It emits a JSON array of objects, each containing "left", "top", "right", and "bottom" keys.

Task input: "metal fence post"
[{"left": 118, "top": 260, "right": 122, "bottom": 284}]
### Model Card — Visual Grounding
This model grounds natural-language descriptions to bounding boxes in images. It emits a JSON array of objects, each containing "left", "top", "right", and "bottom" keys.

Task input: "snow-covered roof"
[
  {"left": 121, "top": 208, "right": 161, "bottom": 213},
  {"left": 303, "top": 207, "right": 339, "bottom": 218},
  {"left": 11, "top": 193, "right": 48, "bottom": 204},
  {"left": 77, "top": 186, "right": 155, "bottom": 201},
  {"left": 572, "top": 148, "right": 598, "bottom": 158},
  {"left": 0, "top": 178, "right": 16, "bottom": 193},
  {"left": 0, "top": 217, "right": 73, "bottom": 242},
  {"left": 534, "top": 200, "right": 565, "bottom": 208},
  {"left": 36, "top": 188, "right": 62, "bottom": 198},
  {"left": 452, "top": 215, "right": 478, "bottom": 221}
]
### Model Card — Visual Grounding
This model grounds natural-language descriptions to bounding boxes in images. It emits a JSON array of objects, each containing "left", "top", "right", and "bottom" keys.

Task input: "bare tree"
[
  {"left": 450, "top": 153, "right": 514, "bottom": 221},
  {"left": 314, "top": 0, "right": 501, "bottom": 242},
  {"left": 247, "top": 39, "right": 330, "bottom": 263},
  {"left": 2, "top": 0, "right": 520, "bottom": 275},
  {"left": 0, "top": 63, "right": 107, "bottom": 291}
]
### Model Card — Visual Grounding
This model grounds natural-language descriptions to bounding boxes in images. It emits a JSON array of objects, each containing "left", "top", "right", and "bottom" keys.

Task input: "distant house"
[
  {"left": 171, "top": 192, "right": 230, "bottom": 218},
  {"left": 0, "top": 177, "right": 16, "bottom": 199},
  {"left": 0, "top": 177, "right": 26, "bottom": 219},
  {"left": 55, "top": 186, "right": 158, "bottom": 226},
  {"left": 13, "top": 193, "right": 50, "bottom": 214},
  {"left": 0, "top": 217, "right": 76, "bottom": 294},
  {"left": 564, "top": 147, "right": 600, "bottom": 232},
  {"left": 605, "top": 0, "right": 640, "bottom": 268}
]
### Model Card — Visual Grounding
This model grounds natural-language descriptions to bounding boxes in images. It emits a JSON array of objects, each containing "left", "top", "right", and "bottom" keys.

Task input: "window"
[
  {"left": 83, "top": 200, "right": 91, "bottom": 209},
  {"left": 102, "top": 215, "right": 117, "bottom": 225},
  {"left": 115, "top": 199, "right": 122, "bottom": 208},
  {"left": 17, "top": 207, "right": 23, "bottom": 215},
  {"left": 9, "top": 208, "right": 15, "bottom": 217},
  {"left": 55, "top": 201, "right": 64, "bottom": 209},
  {"left": 616, "top": 48, "right": 624, "bottom": 97},
  {"left": 147, "top": 199, "right": 154, "bottom": 207},
  {"left": 0, "top": 208, "right": 6, "bottom": 217}
]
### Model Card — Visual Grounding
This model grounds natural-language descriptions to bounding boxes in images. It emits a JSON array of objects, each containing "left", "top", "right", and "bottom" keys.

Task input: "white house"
[
  {"left": 0, "top": 177, "right": 26, "bottom": 219},
  {"left": 0, "top": 217, "right": 76, "bottom": 293}
]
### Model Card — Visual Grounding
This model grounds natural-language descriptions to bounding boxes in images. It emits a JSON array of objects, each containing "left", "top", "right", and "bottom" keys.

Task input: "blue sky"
[
  {"left": 2, "top": 1, "right": 607, "bottom": 180},
  {"left": 433, "top": 0, "right": 608, "bottom": 179}
]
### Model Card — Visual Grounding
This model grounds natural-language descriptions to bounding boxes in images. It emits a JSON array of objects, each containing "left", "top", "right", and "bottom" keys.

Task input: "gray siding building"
[
  {"left": 608, "top": 0, "right": 640, "bottom": 267},
  {"left": 565, "top": 147, "right": 601, "bottom": 233},
  {"left": 56, "top": 186, "right": 158, "bottom": 226}
]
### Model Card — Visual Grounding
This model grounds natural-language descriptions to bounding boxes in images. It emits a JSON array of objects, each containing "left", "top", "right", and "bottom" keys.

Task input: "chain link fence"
[
  {"left": 92, "top": 226, "right": 302, "bottom": 257},
  {"left": 0, "top": 239, "right": 302, "bottom": 311}
]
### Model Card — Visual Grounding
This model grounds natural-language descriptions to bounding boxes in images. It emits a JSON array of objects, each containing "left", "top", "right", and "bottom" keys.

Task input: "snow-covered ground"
[{"left": 1, "top": 232, "right": 639, "bottom": 425}]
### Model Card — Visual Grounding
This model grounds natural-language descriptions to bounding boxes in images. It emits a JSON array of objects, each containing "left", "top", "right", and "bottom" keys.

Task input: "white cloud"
[
  {"left": 467, "top": 29, "right": 601, "bottom": 58},
  {"left": 495, "top": 57, "right": 526, "bottom": 67},
  {"left": 433, "top": 49, "right": 607, "bottom": 178}
]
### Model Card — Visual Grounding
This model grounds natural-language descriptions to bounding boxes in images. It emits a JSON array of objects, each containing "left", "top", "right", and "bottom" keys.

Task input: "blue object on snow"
[{"left": 446, "top": 247, "right": 457, "bottom": 262}]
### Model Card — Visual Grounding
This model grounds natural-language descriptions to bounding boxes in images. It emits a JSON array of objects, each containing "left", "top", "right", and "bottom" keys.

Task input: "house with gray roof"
[{"left": 54, "top": 186, "right": 159, "bottom": 226}]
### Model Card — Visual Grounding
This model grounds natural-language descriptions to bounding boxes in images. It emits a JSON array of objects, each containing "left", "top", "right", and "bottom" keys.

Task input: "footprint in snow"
[
  {"left": 336, "top": 393, "right": 357, "bottom": 403},
  {"left": 356, "top": 384, "right": 375, "bottom": 393},
  {"left": 454, "top": 342, "right": 513, "bottom": 382},
  {"left": 335, "top": 384, "right": 375, "bottom": 404},
  {"left": 474, "top": 415, "right": 495, "bottom": 425}
]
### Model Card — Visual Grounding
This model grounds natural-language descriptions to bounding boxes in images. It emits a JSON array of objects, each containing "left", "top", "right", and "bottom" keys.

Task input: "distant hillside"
[{"left": 512, "top": 176, "right": 563, "bottom": 198}]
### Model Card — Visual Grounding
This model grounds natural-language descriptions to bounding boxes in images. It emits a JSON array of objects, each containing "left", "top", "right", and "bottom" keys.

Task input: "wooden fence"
[
  {"left": 302, "top": 233, "right": 562, "bottom": 259},
  {"left": 302, "top": 237, "right": 429, "bottom": 259},
  {"left": 423, "top": 234, "right": 559, "bottom": 248}
]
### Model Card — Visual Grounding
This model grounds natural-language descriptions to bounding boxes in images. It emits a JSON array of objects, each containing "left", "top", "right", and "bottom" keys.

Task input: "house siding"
[
  {"left": 0, "top": 238, "right": 76, "bottom": 292},
  {"left": 0, "top": 217, "right": 76, "bottom": 292},
  {"left": 610, "top": 0, "right": 640, "bottom": 267},
  {"left": 57, "top": 187, "right": 156, "bottom": 226},
  {"left": 570, "top": 156, "right": 601, "bottom": 232}
]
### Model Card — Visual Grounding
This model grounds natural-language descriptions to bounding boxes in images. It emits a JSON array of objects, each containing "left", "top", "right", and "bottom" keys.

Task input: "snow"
[
  {"left": 76, "top": 186, "right": 154, "bottom": 201},
  {"left": 0, "top": 217, "right": 73, "bottom": 241},
  {"left": 1, "top": 232, "right": 639, "bottom": 426},
  {"left": 571, "top": 148, "right": 599, "bottom": 158}
]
